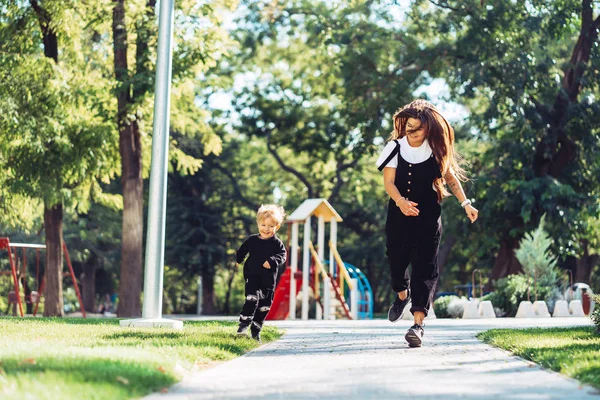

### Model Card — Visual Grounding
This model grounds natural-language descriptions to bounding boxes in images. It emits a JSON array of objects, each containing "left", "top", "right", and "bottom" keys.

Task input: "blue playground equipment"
[
  {"left": 344, "top": 262, "right": 374, "bottom": 320},
  {"left": 323, "top": 260, "right": 373, "bottom": 319}
]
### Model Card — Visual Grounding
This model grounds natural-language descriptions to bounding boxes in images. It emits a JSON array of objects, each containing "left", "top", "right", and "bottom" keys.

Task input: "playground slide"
[{"left": 266, "top": 268, "right": 301, "bottom": 320}]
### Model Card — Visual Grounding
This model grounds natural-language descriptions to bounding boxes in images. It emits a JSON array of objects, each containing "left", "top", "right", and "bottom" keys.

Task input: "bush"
[
  {"left": 481, "top": 292, "right": 506, "bottom": 317},
  {"left": 434, "top": 295, "right": 470, "bottom": 318},
  {"left": 433, "top": 295, "right": 458, "bottom": 318},
  {"left": 63, "top": 287, "right": 80, "bottom": 313},
  {"left": 0, "top": 294, "right": 7, "bottom": 315},
  {"left": 488, "top": 274, "right": 560, "bottom": 317},
  {"left": 592, "top": 294, "right": 600, "bottom": 334},
  {"left": 447, "top": 296, "right": 470, "bottom": 318},
  {"left": 514, "top": 214, "right": 559, "bottom": 288}
]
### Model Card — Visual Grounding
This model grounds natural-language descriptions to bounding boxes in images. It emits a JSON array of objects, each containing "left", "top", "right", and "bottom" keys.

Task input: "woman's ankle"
[{"left": 413, "top": 310, "right": 425, "bottom": 325}]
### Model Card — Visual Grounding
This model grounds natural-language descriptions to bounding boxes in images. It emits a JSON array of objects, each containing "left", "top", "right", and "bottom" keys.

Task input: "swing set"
[{"left": 0, "top": 237, "right": 85, "bottom": 317}]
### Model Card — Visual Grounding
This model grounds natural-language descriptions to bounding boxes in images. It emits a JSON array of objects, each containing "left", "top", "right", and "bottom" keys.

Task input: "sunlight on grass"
[
  {"left": 0, "top": 318, "right": 282, "bottom": 399},
  {"left": 478, "top": 326, "right": 600, "bottom": 389}
]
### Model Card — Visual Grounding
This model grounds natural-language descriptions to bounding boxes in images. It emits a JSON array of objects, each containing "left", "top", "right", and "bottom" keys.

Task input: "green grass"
[
  {"left": 478, "top": 326, "right": 600, "bottom": 389},
  {"left": 0, "top": 318, "right": 282, "bottom": 399}
]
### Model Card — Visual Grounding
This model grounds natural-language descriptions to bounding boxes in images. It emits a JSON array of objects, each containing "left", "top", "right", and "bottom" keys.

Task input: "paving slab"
[{"left": 146, "top": 317, "right": 599, "bottom": 400}]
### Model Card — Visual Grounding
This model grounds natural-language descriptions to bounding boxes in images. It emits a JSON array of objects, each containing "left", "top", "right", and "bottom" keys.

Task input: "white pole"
[
  {"left": 141, "top": 0, "right": 176, "bottom": 320},
  {"left": 120, "top": 0, "right": 181, "bottom": 329},
  {"left": 318, "top": 216, "right": 325, "bottom": 261},
  {"left": 350, "top": 278, "right": 359, "bottom": 320},
  {"left": 289, "top": 222, "right": 299, "bottom": 320},
  {"left": 316, "top": 216, "right": 325, "bottom": 320},
  {"left": 329, "top": 219, "right": 337, "bottom": 275},
  {"left": 302, "top": 216, "right": 311, "bottom": 320},
  {"left": 323, "top": 277, "right": 331, "bottom": 320}
]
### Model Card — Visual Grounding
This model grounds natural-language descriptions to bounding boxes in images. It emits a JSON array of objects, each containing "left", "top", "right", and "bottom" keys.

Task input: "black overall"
[
  {"left": 379, "top": 140, "right": 442, "bottom": 316},
  {"left": 236, "top": 235, "right": 286, "bottom": 331}
]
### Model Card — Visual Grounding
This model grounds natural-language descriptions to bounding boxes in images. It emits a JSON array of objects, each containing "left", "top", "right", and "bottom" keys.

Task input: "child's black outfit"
[
  {"left": 378, "top": 139, "right": 442, "bottom": 317},
  {"left": 236, "top": 234, "right": 287, "bottom": 335}
]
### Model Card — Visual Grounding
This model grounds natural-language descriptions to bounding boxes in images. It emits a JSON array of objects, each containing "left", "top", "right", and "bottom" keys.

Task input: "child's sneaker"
[
  {"left": 387, "top": 290, "right": 410, "bottom": 322},
  {"left": 236, "top": 324, "right": 249, "bottom": 336},
  {"left": 405, "top": 323, "right": 424, "bottom": 347},
  {"left": 250, "top": 327, "right": 262, "bottom": 343}
]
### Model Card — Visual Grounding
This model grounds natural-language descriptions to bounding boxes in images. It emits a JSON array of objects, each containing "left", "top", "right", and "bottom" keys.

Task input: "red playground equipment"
[
  {"left": 0, "top": 237, "right": 85, "bottom": 317},
  {"left": 266, "top": 268, "right": 300, "bottom": 320}
]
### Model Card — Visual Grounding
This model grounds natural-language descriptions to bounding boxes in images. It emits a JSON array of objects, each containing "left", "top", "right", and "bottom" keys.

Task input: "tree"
[
  {"left": 515, "top": 215, "right": 559, "bottom": 288},
  {"left": 407, "top": 0, "right": 600, "bottom": 282},
  {"left": 0, "top": 1, "right": 119, "bottom": 316},
  {"left": 235, "top": 1, "right": 442, "bottom": 199},
  {"left": 111, "top": 0, "right": 146, "bottom": 317},
  {"left": 110, "top": 0, "right": 235, "bottom": 316}
]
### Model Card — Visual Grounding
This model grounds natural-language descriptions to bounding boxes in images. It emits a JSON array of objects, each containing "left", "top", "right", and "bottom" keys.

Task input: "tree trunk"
[
  {"left": 574, "top": 240, "right": 599, "bottom": 283},
  {"left": 32, "top": 0, "right": 63, "bottom": 318},
  {"left": 113, "top": 0, "right": 144, "bottom": 317},
  {"left": 223, "top": 261, "right": 237, "bottom": 315},
  {"left": 201, "top": 266, "right": 216, "bottom": 314},
  {"left": 117, "top": 139, "right": 144, "bottom": 317},
  {"left": 490, "top": 238, "right": 522, "bottom": 281},
  {"left": 30, "top": 1, "right": 58, "bottom": 63},
  {"left": 437, "top": 235, "right": 456, "bottom": 278},
  {"left": 43, "top": 202, "right": 64, "bottom": 317},
  {"left": 22, "top": 272, "right": 33, "bottom": 315},
  {"left": 81, "top": 252, "right": 98, "bottom": 313},
  {"left": 533, "top": 0, "right": 599, "bottom": 177},
  {"left": 432, "top": 235, "right": 456, "bottom": 295}
]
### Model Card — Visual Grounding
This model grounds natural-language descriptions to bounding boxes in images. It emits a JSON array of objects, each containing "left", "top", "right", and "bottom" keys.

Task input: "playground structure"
[
  {"left": 266, "top": 199, "right": 373, "bottom": 321},
  {"left": 0, "top": 237, "right": 85, "bottom": 317}
]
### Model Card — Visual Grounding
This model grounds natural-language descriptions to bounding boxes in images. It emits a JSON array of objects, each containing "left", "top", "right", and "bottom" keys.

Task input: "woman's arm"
[
  {"left": 383, "top": 167, "right": 419, "bottom": 216},
  {"left": 444, "top": 170, "right": 478, "bottom": 223},
  {"left": 444, "top": 170, "right": 467, "bottom": 204}
]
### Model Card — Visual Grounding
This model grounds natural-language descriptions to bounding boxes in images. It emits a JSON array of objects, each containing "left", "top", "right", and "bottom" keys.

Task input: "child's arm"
[
  {"left": 265, "top": 240, "right": 287, "bottom": 269},
  {"left": 445, "top": 170, "right": 478, "bottom": 223},
  {"left": 236, "top": 238, "right": 250, "bottom": 265}
]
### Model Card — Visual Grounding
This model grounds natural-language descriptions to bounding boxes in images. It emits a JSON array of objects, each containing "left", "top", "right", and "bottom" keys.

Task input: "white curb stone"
[
  {"left": 533, "top": 301, "right": 551, "bottom": 317},
  {"left": 515, "top": 301, "right": 535, "bottom": 318},
  {"left": 462, "top": 300, "right": 480, "bottom": 319},
  {"left": 428, "top": 305, "right": 437, "bottom": 319},
  {"left": 552, "top": 300, "right": 571, "bottom": 317},
  {"left": 478, "top": 300, "right": 496, "bottom": 318},
  {"left": 569, "top": 300, "right": 585, "bottom": 317}
]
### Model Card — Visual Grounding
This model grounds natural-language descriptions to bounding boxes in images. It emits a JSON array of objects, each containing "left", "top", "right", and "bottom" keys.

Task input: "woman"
[{"left": 376, "top": 100, "right": 478, "bottom": 347}]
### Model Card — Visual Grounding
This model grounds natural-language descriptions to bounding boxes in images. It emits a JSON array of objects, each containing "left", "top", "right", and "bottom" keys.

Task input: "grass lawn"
[
  {"left": 478, "top": 326, "right": 600, "bottom": 389},
  {"left": 0, "top": 318, "right": 282, "bottom": 399}
]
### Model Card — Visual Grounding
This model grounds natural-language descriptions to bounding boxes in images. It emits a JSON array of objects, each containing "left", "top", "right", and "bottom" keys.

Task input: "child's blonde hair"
[{"left": 256, "top": 204, "right": 286, "bottom": 226}]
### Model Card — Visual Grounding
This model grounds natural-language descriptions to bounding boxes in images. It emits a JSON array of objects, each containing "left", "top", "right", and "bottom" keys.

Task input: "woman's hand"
[
  {"left": 263, "top": 261, "right": 271, "bottom": 269},
  {"left": 397, "top": 198, "right": 419, "bottom": 216},
  {"left": 465, "top": 204, "right": 478, "bottom": 223}
]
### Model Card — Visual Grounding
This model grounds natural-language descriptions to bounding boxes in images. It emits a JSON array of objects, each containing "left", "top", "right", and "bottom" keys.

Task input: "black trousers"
[
  {"left": 386, "top": 205, "right": 441, "bottom": 317},
  {"left": 238, "top": 273, "right": 275, "bottom": 331}
]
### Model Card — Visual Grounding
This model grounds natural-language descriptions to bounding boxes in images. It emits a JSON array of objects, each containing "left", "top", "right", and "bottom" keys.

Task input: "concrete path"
[{"left": 147, "top": 318, "right": 599, "bottom": 400}]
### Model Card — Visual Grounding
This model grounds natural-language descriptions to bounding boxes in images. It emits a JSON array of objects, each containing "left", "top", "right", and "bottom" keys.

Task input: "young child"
[
  {"left": 377, "top": 99, "right": 479, "bottom": 347},
  {"left": 236, "top": 204, "right": 287, "bottom": 342}
]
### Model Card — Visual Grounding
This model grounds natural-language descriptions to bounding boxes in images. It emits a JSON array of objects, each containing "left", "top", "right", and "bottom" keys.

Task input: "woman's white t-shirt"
[{"left": 376, "top": 136, "right": 433, "bottom": 169}]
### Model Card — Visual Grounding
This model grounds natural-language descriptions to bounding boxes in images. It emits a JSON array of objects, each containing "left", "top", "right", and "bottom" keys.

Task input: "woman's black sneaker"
[
  {"left": 405, "top": 324, "right": 424, "bottom": 347},
  {"left": 387, "top": 290, "right": 410, "bottom": 322}
]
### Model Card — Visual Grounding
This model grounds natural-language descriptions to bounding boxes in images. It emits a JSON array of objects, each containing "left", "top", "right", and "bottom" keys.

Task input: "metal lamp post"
[{"left": 120, "top": 0, "right": 182, "bottom": 329}]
